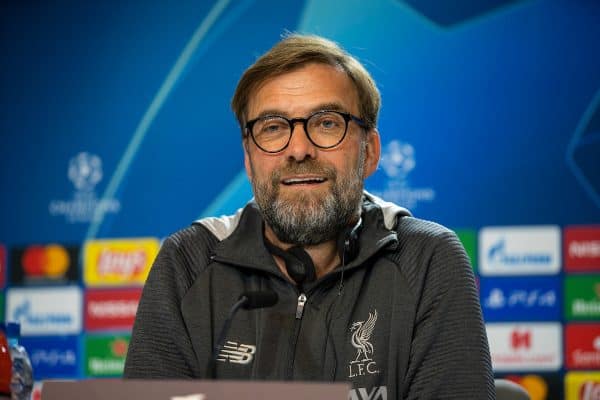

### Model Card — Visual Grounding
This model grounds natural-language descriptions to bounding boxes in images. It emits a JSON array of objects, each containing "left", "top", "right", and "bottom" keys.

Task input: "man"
[{"left": 124, "top": 34, "right": 494, "bottom": 399}]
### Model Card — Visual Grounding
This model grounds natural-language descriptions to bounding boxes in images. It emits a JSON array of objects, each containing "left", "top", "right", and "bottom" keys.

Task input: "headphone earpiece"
[{"left": 264, "top": 217, "right": 362, "bottom": 286}]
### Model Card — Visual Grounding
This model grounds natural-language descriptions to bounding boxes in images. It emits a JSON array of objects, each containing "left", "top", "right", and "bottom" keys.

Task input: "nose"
[{"left": 286, "top": 122, "right": 317, "bottom": 161}]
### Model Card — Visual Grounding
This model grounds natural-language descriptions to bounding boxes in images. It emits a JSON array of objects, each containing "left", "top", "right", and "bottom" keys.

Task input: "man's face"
[{"left": 244, "top": 63, "right": 380, "bottom": 245}]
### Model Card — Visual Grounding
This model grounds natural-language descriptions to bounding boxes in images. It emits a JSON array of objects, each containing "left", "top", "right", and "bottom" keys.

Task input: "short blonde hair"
[{"left": 231, "top": 34, "right": 381, "bottom": 133}]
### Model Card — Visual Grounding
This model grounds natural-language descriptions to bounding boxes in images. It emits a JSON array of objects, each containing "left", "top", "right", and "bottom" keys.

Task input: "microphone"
[
  {"left": 240, "top": 290, "right": 278, "bottom": 310},
  {"left": 206, "top": 290, "right": 278, "bottom": 378}
]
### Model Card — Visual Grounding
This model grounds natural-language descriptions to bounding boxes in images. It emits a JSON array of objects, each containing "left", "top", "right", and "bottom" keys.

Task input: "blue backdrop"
[{"left": 1, "top": 0, "right": 599, "bottom": 395}]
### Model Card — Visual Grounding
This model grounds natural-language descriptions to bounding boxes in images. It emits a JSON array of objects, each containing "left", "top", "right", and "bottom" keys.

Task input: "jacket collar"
[{"left": 205, "top": 193, "right": 411, "bottom": 276}]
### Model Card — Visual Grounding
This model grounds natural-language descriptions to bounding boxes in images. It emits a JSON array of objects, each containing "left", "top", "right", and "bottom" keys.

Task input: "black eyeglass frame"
[{"left": 244, "top": 110, "right": 368, "bottom": 153}]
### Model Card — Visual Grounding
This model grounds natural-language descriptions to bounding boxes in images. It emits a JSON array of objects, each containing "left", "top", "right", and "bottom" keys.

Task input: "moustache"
[{"left": 271, "top": 160, "right": 336, "bottom": 183}]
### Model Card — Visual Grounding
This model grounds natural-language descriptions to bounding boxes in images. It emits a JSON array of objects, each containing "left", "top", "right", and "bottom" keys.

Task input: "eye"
[{"left": 257, "top": 118, "right": 288, "bottom": 135}]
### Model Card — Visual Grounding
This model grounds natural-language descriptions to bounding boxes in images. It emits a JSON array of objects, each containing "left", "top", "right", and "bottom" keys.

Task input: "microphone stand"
[{"left": 206, "top": 295, "right": 249, "bottom": 379}]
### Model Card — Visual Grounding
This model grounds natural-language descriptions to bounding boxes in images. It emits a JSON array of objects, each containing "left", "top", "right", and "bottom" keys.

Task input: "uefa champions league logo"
[
  {"left": 371, "top": 140, "right": 435, "bottom": 210},
  {"left": 68, "top": 152, "right": 103, "bottom": 192},
  {"left": 379, "top": 141, "right": 415, "bottom": 180},
  {"left": 49, "top": 152, "right": 120, "bottom": 223}
]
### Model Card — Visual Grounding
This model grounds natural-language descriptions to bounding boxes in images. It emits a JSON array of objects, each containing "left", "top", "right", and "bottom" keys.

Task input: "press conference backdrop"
[{"left": 1, "top": 1, "right": 599, "bottom": 398}]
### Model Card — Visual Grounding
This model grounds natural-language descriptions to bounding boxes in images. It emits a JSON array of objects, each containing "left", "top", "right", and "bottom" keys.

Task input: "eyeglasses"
[{"left": 245, "top": 110, "right": 368, "bottom": 153}]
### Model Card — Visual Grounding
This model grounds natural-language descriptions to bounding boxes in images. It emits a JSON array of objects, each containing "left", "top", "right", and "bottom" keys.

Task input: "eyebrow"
[{"left": 252, "top": 102, "right": 349, "bottom": 120}]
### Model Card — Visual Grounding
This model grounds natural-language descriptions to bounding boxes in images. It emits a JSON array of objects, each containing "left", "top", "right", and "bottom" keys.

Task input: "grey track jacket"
[{"left": 124, "top": 193, "right": 495, "bottom": 399}]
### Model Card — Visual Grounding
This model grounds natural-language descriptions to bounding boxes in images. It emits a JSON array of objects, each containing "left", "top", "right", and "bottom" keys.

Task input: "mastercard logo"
[
  {"left": 505, "top": 375, "right": 547, "bottom": 400},
  {"left": 21, "top": 245, "right": 70, "bottom": 278}
]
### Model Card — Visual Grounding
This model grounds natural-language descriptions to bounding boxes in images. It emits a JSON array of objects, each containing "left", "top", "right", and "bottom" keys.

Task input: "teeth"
[{"left": 283, "top": 177, "right": 325, "bottom": 184}]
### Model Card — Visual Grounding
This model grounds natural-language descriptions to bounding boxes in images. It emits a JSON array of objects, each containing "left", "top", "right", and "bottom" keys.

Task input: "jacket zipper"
[
  {"left": 287, "top": 292, "right": 307, "bottom": 379},
  {"left": 295, "top": 293, "right": 307, "bottom": 319}
]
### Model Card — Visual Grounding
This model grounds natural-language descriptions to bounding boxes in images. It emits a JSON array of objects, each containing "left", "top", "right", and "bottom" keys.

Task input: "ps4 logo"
[
  {"left": 31, "top": 349, "right": 77, "bottom": 367},
  {"left": 485, "top": 288, "right": 557, "bottom": 310}
]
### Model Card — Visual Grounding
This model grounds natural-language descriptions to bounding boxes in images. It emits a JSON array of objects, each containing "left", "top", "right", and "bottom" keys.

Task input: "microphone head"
[{"left": 239, "top": 290, "right": 278, "bottom": 310}]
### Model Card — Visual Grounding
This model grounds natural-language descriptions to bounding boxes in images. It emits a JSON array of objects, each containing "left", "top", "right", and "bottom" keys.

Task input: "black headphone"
[{"left": 264, "top": 217, "right": 362, "bottom": 286}]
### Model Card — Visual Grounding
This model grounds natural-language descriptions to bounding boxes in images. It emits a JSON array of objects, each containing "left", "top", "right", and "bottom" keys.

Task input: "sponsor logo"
[
  {"left": 85, "top": 288, "right": 142, "bottom": 331},
  {"left": 349, "top": 310, "right": 380, "bottom": 378},
  {"left": 6, "top": 287, "right": 82, "bottom": 335},
  {"left": 0, "top": 244, "right": 5, "bottom": 288},
  {"left": 454, "top": 229, "right": 477, "bottom": 270},
  {"left": 565, "top": 324, "right": 600, "bottom": 369},
  {"left": 479, "top": 226, "right": 561, "bottom": 276},
  {"left": 9, "top": 244, "right": 79, "bottom": 284},
  {"left": 480, "top": 277, "right": 560, "bottom": 321},
  {"left": 83, "top": 238, "right": 159, "bottom": 286},
  {"left": 565, "top": 227, "right": 600, "bottom": 272},
  {"left": 20, "top": 336, "right": 79, "bottom": 379},
  {"left": 565, "top": 372, "right": 600, "bottom": 400},
  {"left": 565, "top": 276, "right": 600, "bottom": 320},
  {"left": 486, "top": 323, "right": 562, "bottom": 371},
  {"left": 48, "top": 152, "right": 120, "bottom": 223},
  {"left": 85, "top": 335, "right": 130, "bottom": 377},
  {"left": 370, "top": 140, "right": 435, "bottom": 210},
  {"left": 32, "top": 382, "right": 43, "bottom": 400},
  {"left": 348, "top": 386, "right": 388, "bottom": 400},
  {"left": 498, "top": 374, "right": 561, "bottom": 400},
  {"left": 217, "top": 341, "right": 256, "bottom": 364}
]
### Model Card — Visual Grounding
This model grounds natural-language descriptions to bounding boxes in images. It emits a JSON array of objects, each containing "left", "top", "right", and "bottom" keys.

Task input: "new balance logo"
[{"left": 217, "top": 341, "right": 256, "bottom": 364}]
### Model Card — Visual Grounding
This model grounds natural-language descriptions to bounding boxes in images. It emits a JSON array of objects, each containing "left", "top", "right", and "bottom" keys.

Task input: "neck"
[{"left": 264, "top": 225, "right": 340, "bottom": 281}]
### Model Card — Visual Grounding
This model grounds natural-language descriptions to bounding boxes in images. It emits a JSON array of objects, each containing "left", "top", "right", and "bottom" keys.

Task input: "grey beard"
[
  {"left": 259, "top": 176, "right": 362, "bottom": 245},
  {"left": 251, "top": 146, "right": 366, "bottom": 246}
]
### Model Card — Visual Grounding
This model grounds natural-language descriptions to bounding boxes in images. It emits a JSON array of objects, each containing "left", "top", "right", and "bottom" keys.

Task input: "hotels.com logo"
[
  {"left": 486, "top": 323, "right": 561, "bottom": 371},
  {"left": 83, "top": 238, "right": 159, "bottom": 286},
  {"left": 511, "top": 330, "right": 531, "bottom": 350}
]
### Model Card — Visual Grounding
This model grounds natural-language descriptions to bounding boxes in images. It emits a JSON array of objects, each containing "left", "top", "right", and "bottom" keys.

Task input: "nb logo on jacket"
[{"left": 217, "top": 341, "right": 256, "bottom": 364}]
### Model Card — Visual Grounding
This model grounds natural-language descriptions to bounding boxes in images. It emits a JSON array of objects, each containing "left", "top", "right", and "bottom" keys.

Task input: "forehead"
[{"left": 246, "top": 63, "right": 359, "bottom": 118}]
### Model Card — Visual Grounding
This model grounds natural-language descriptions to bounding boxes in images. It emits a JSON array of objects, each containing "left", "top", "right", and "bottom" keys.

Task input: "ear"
[
  {"left": 362, "top": 128, "right": 381, "bottom": 178},
  {"left": 243, "top": 138, "right": 253, "bottom": 181}
]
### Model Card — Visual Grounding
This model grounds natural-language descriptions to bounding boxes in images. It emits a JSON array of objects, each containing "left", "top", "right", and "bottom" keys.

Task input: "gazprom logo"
[
  {"left": 6, "top": 287, "right": 82, "bottom": 335},
  {"left": 479, "top": 226, "right": 561, "bottom": 276}
]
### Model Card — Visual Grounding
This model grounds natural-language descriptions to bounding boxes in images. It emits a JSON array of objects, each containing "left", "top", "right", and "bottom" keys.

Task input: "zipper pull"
[{"left": 295, "top": 293, "right": 307, "bottom": 319}]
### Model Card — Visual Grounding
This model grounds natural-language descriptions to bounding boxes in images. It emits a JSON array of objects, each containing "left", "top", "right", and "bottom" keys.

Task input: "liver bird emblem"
[{"left": 350, "top": 310, "right": 378, "bottom": 363}]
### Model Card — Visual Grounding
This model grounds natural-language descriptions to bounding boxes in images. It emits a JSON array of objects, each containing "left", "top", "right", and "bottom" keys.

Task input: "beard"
[{"left": 250, "top": 145, "right": 366, "bottom": 246}]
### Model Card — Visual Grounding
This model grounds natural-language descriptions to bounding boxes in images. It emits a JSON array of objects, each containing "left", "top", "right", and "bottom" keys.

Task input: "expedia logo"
[
  {"left": 10, "top": 244, "right": 79, "bottom": 284},
  {"left": 479, "top": 226, "right": 561, "bottom": 276},
  {"left": 83, "top": 238, "right": 159, "bottom": 286}
]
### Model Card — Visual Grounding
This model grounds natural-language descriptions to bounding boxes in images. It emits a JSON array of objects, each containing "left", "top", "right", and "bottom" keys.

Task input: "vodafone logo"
[{"left": 97, "top": 249, "right": 146, "bottom": 277}]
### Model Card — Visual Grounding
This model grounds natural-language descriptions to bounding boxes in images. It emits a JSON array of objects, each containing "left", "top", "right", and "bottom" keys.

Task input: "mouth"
[{"left": 281, "top": 175, "right": 328, "bottom": 186}]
